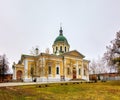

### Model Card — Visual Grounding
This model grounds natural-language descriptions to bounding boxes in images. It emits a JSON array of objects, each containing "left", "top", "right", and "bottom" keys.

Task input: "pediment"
[{"left": 63, "top": 50, "right": 85, "bottom": 58}]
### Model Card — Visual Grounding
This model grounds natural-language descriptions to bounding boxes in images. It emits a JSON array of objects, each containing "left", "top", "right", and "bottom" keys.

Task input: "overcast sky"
[{"left": 0, "top": 0, "right": 120, "bottom": 71}]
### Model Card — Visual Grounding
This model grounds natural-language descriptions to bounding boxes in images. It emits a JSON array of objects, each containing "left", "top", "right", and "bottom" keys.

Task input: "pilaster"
[{"left": 64, "top": 58, "right": 66, "bottom": 79}]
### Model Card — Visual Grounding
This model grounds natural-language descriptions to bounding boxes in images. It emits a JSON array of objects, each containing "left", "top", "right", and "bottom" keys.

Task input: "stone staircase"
[{"left": 69, "top": 79, "right": 87, "bottom": 82}]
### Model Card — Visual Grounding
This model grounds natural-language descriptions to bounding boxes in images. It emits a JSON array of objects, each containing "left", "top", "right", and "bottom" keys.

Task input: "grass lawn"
[{"left": 0, "top": 81, "right": 120, "bottom": 100}]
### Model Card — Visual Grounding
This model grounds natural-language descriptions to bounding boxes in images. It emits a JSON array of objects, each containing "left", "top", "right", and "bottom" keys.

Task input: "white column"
[
  {"left": 24, "top": 59, "right": 28, "bottom": 79},
  {"left": 82, "top": 60, "right": 84, "bottom": 77},
  {"left": 76, "top": 60, "right": 78, "bottom": 78},
  {"left": 87, "top": 63, "right": 89, "bottom": 81},
  {"left": 13, "top": 67, "right": 16, "bottom": 80}
]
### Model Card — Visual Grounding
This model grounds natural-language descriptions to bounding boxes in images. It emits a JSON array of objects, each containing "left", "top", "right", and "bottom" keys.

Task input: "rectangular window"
[
  {"left": 84, "top": 70, "right": 86, "bottom": 76},
  {"left": 60, "top": 46, "right": 62, "bottom": 51},
  {"left": 56, "top": 67, "right": 59, "bottom": 74},
  {"left": 48, "top": 66, "right": 51, "bottom": 74},
  {"left": 67, "top": 67, "right": 70, "bottom": 75},
  {"left": 79, "top": 68, "right": 81, "bottom": 75}
]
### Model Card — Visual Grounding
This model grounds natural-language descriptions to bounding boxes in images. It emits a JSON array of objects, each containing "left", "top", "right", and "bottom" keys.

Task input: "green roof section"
[
  {"left": 54, "top": 34, "right": 69, "bottom": 44},
  {"left": 53, "top": 27, "right": 69, "bottom": 46}
]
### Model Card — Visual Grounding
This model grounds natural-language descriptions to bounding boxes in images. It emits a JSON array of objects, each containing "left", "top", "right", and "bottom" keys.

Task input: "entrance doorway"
[
  {"left": 73, "top": 68, "right": 76, "bottom": 79},
  {"left": 17, "top": 70, "right": 22, "bottom": 80}
]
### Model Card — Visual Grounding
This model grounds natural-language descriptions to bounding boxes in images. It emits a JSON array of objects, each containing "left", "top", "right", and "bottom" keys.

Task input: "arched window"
[
  {"left": 67, "top": 67, "right": 70, "bottom": 75},
  {"left": 17, "top": 70, "right": 22, "bottom": 80},
  {"left": 65, "top": 47, "right": 66, "bottom": 52},
  {"left": 56, "top": 47, "right": 58, "bottom": 51},
  {"left": 56, "top": 67, "right": 59, "bottom": 74},
  {"left": 60, "top": 46, "right": 62, "bottom": 51},
  {"left": 79, "top": 68, "right": 81, "bottom": 75},
  {"left": 48, "top": 66, "right": 51, "bottom": 74},
  {"left": 84, "top": 70, "right": 86, "bottom": 76}
]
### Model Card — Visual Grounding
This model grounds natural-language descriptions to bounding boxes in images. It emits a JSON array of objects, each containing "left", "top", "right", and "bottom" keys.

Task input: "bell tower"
[{"left": 52, "top": 27, "right": 70, "bottom": 55}]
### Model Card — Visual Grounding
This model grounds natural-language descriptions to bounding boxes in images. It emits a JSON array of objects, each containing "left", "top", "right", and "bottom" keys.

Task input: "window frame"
[
  {"left": 56, "top": 67, "right": 59, "bottom": 75},
  {"left": 48, "top": 66, "right": 52, "bottom": 74}
]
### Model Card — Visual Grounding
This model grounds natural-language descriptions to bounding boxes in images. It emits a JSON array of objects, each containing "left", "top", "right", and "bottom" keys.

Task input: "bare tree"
[
  {"left": 45, "top": 48, "right": 50, "bottom": 54},
  {"left": 0, "top": 54, "right": 9, "bottom": 82},
  {"left": 89, "top": 57, "right": 108, "bottom": 81},
  {"left": 30, "top": 46, "right": 40, "bottom": 56},
  {"left": 89, "top": 60, "right": 97, "bottom": 74},
  {"left": 103, "top": 31, "right": 120, "bottom": 74}
]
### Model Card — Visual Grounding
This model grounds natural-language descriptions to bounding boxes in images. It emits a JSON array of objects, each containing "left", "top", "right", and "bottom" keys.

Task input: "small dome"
[
  {"left": 53, "top": 27, "right": 69, "bottom": 46},
  {"left": 54, "top": 34, "right": 69, "bottom": 45},
  {"left": 52, "top": 27, "right": 70, "bottom": 54}
]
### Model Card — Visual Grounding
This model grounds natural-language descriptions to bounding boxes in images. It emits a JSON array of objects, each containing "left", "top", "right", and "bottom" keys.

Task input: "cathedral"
[{"left": 13, "top": 27, "right": 90, "bottom": 82}]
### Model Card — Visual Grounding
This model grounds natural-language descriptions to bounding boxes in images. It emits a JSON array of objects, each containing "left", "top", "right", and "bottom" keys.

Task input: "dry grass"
[{"left": 0, "top": 81, "right": 120, "bottom": 100}]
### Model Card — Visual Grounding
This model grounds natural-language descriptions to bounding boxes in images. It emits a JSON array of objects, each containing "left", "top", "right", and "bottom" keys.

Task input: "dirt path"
[{"left": 0, "top": 81, "right": 72, "bottom": 87}]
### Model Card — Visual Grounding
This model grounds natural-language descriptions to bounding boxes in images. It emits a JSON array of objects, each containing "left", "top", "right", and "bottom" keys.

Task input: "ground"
[{"left": 0, "top": 81, "right": 120, "bottom": 100}]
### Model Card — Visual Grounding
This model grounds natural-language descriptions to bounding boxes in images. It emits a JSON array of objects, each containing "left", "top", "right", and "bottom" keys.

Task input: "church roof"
[{"left": 62, "top": 50, "right": 85, "bottom": 58}]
